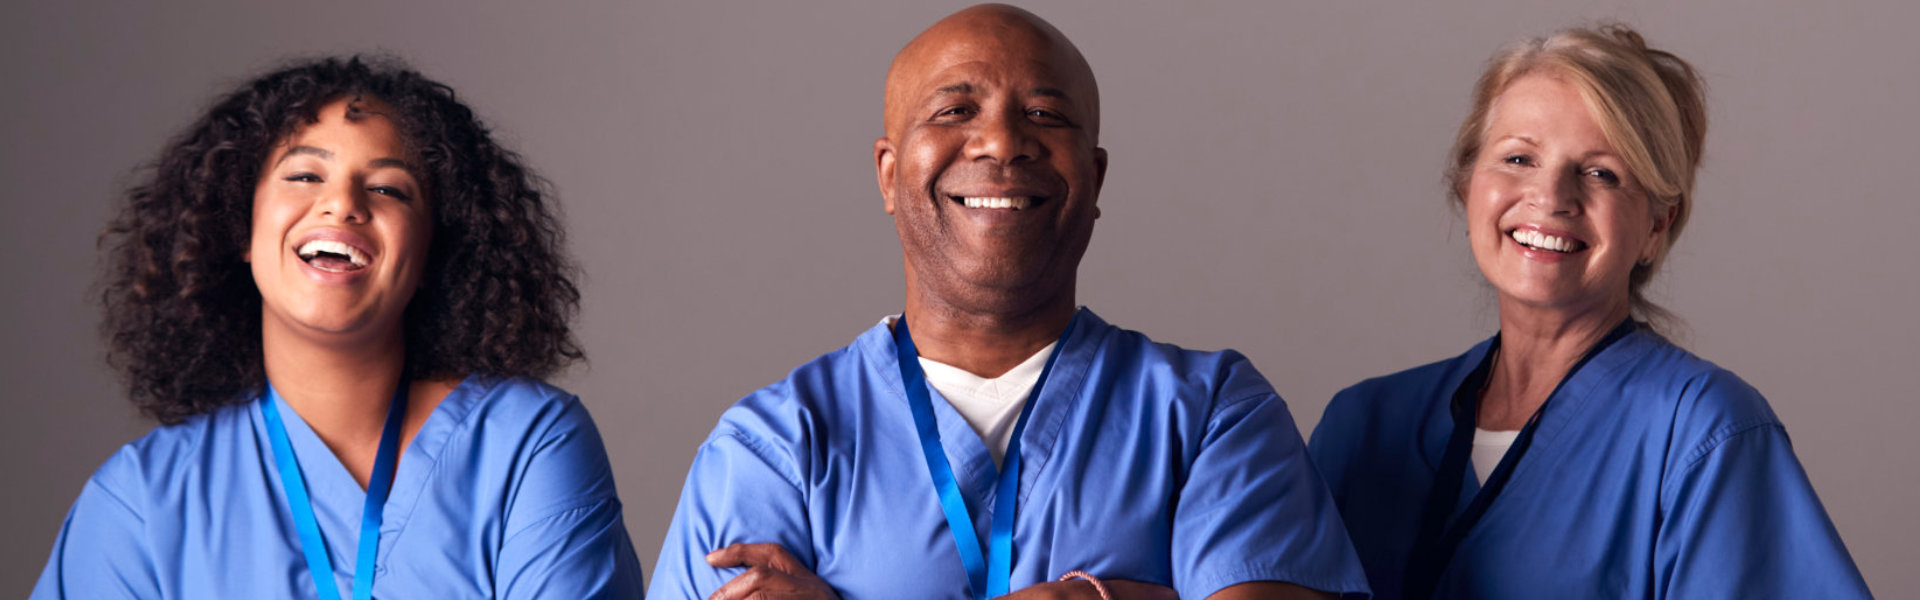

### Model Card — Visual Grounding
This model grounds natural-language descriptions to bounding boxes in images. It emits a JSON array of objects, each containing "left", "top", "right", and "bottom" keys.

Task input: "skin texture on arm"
[{"left": 706, "top": 543, "right": 1185, "bottom": 600}]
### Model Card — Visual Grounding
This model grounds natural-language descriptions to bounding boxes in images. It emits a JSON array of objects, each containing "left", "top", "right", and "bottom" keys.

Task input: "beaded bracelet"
[{"left": 1058, "top": 570, "right": 1113, "bottom": 600}]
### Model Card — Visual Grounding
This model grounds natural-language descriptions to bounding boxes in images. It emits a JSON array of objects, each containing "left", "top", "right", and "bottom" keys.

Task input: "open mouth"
[
  {"left": 949, "top": 195, "right": 1047, "bottom": 211},
  {"left": 296, "top": 239, "right": 371, "bottom": 273},
  {"left": 1508, "top": 228, "right": 1588, "bottom": 254}
]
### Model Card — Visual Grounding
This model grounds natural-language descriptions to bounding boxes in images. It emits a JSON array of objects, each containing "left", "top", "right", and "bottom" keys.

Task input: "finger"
[
  {"left": 708, "top": 542, "right": 807, "bottom": 574},
  {"left": 706, "top": 542, "right": 779, "bottom": 568},
  {"left": 707, "top": 566, "right": 776, "bottom": 600}
]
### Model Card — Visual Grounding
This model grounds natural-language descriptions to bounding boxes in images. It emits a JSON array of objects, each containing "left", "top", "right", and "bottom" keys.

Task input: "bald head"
[{"left": 882, "top": 4, "right": 1100, "bottom": 141}]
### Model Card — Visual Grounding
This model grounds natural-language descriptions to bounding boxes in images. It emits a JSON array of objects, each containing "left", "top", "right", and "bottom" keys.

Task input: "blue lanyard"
[
  {"left": 893, "top": 314, "right": 1074, "bottom": 600},
  {"left": 260, "top": 381, "right": 409, "bottom": 600}
]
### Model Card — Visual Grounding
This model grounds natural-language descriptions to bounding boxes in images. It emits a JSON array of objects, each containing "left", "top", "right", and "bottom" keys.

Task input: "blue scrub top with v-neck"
[
  {"left": 649, "top": 308, "right": 1370, "bottom": 600},
  {"left": 32, "top": 375, "right": 645, "bottom": 599},
  {"left": 1308, "top": 327, "right": 1870, "bottom": 599}
]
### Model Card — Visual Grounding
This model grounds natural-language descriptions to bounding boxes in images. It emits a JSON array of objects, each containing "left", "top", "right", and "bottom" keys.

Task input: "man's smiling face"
[{"left": 876, "top": 4, "right": 1107, "bottom": 316}]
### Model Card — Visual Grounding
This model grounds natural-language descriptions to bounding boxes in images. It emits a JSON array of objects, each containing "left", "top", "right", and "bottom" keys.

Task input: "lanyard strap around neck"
[
  {"left": 893, "top": 314, "right": 1074, "bottom": 600},
  {"left": 1403, "top": 319, "right": 1637, "bottom": 599},
  {"left": 260, "top": 380, "right": 410, "bottom": 600}
]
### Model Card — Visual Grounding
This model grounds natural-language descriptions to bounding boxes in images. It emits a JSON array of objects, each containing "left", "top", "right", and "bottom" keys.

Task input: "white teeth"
[
  {"left": 296, "top": 239, "right": 370, "bottom": 268},
  {"left": 1510, "top": 229, "right": 1579, "bottom": 253},
  {"left": 961, "top": 196, "right": 1032, "bottom": 210}
]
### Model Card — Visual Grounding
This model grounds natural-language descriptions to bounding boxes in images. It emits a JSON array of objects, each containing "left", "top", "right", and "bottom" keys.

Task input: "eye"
[
  {"left": 284, "top": 172, "right": 322, "bottom": 183},
  {"left": 1585, "top": 168, "right": 1621, "bottom": 186},
  {"left": 932, "top": 105, "right": 975, "bottom": 121},
  {"left": 369, "top": 185, "right": 412, "bottom": 201},
  {"left": 1027, "top": 108, "right": 1070, "bottom": 125},
  {"left": 1502, "top": 154, "right": 1532, "bottom": 166}
]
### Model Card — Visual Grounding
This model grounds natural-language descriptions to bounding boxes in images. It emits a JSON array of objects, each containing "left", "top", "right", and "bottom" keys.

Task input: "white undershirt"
[
  {"left": 916, "top": 340, "right": 1055, "bottom": 469},
  {"left": 1471, "top": 427, "right": 1521, "bottom": 484}
]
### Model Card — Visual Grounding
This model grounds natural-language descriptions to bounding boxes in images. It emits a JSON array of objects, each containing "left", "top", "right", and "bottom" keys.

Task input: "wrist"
[{"left": 1058, "top": 570, "right": 1112, "bottom": 600}]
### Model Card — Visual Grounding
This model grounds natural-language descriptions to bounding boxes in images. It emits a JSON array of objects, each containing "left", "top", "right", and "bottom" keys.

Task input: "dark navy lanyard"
[
  {"left": 1403, "top": 319, "right": 1637, "bottom": 599},
  {"left": 893, "top": 314, "right": 1074, "bottom": 600},
  {"left": 260, "top": 381, "right": 409, "bottom": 600}
]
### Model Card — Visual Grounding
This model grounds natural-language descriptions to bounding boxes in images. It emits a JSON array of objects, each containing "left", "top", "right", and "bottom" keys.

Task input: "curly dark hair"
[{"left": 101, "top": 55, "right": 584, "bottom": 424}]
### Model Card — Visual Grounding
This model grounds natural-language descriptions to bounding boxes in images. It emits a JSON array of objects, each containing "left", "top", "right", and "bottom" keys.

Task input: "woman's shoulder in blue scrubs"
[{"left": 33, "top": 375, "right": 644, "bottom": 600}]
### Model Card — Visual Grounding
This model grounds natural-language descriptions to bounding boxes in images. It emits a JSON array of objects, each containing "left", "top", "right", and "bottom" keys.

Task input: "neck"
[
  {"left": 1481, "top": 294, "right": 1630, "bottom": 429},
  {"left": 902, "top": 285, "right": 1076, "bottom": 379},
  {"left": 262, "top": 318, "right": 411, "bottom": 486}
]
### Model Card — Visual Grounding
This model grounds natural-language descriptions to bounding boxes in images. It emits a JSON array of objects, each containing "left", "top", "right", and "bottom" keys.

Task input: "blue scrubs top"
[
  {"left": 32, "top": 375, "right": 645, "bottom": 599},
  {"left": 1309, "top": 327, "right": 1870, "bottom": 599},
  {"left": 650, "top": 309, "right": 1370, "bottom": 600}
]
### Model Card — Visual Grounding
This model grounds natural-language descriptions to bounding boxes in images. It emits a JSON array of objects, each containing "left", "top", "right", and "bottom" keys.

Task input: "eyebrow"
[
  {"left": 275, "top": 145, "right": 412, "bottom": 171},
  {"left": 277, "top": 145, "right": 332, "bottom": 165},
  {"left": 934, "top": 82, "right": 975, "bottom": 96},
  {"left": 931, "top": 83, "right": 1072, "bottom": 101}
]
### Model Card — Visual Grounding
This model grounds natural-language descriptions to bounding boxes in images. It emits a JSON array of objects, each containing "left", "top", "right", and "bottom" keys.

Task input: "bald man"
[{"left": 650, "top": 5, "right": 1368, "bottom": 600}]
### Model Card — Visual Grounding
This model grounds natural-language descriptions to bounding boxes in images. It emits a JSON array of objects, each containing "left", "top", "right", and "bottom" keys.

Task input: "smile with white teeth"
[
  {"left": 296, "top": 239, "right": 370, "bottom": 272},
  {"left": 1509, "top": 229, "right": 1584, "bottom": 253},
  {"left": 961, "top": 196, "right": 1033, "bottom": 210}
]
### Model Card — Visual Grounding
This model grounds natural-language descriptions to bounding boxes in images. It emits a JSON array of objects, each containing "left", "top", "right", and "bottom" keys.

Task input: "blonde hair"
[{"left": 1445, "top": 24, "right": 1707, "bottom": 327}]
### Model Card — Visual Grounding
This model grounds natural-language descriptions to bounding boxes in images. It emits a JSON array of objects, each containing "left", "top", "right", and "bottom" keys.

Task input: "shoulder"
[
  {"left": 1615, "top": 336, "right": 1782, "bottom": 462},
  {"left": 718, "top": 342, "right": 862, "bottom": 438},
  {"left": 693, "top": 338, "right": 872, "bottom": 484},
  {"left": 80, "top": 402, "right": 255, "bottom": 518},
  {"left": 449, "top": 375, "right": 598, "bottom": 437},
  {"left": 1092, "top": 321, "right": 1279, "bottom": 408},
  {"left": 1322, "top": 345, "right": 1478, "bottom": 432}
]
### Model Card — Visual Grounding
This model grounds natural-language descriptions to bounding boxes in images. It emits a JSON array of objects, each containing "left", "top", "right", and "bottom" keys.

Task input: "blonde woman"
[{"left": 1308, "top": 26, "right": 1868, "bottom": 599}]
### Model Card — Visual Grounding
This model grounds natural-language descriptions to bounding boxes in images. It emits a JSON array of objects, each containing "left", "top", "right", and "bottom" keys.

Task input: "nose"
[
  {"left": 312, "top": 180, "right": 371, "bottom": 224},
  {"left": 1527, "top": 168, "right": 1583, "bottom": 216},
  {"left": 964, "top": 107, "right": 1041, "bottom": 165}
]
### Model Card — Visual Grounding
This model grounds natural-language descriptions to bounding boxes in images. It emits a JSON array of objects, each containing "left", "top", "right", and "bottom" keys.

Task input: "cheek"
[{"left": 246, "top": 192, "right": 294, "bottom": 263}]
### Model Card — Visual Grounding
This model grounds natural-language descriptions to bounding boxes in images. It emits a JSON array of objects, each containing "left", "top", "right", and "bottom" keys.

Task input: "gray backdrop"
[{"left": 3, "top": 1, "right": 1913, "bottom": 596}]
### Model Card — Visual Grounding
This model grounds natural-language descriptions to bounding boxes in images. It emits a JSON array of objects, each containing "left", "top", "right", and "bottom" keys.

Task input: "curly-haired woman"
[{"left": 31, "top": 56, "right": 643, "bottom": 599}]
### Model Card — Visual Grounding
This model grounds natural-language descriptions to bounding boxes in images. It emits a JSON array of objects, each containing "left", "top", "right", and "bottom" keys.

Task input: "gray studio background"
[{"left": 3, "top": 1, "right": 1914, "bottom": 595}]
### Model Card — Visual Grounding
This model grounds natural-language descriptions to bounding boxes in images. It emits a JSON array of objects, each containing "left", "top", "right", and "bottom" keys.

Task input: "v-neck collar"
[
  {"left": 862, "top": 308, "right": 1108, "bottom": 509},
  {"left": 1417, "top": 325, "right": 1653, "bottom": 513},
  {"left": 252, "top": 375, "right": 482, "bottom": 558}
]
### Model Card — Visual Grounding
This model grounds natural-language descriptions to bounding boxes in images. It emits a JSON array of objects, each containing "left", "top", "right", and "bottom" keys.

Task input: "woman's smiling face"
[
  {"left": 248, "top": 96, "right": 433, "bottom": 346},
  {"left": 1465, "top": 73, "right": 1671, "bottom": 319}
]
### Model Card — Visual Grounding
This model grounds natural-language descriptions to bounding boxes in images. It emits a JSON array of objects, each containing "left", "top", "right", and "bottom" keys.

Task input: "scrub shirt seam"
[
  {"left": 499, "top": 495, "right": 621, "bottom": 546},
  {"left": 712, "top": 428, "right": 805, "bottom": 490},
  {"left": 1214, "top": 390, "right": 1272, "bottom": 413},
  {"left": 82, "top": 478, "right": 146, "bottom": 526},
  {"left": 1678, "top": 419, "right": 1784, "bottom": 471}
]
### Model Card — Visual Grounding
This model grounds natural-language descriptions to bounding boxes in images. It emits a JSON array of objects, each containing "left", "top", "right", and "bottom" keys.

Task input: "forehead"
[
  {"left": 280, "top": 97, "right": 407, "bottom": 154},
  {"left": 1489, "top": 75, "right": 1597, "bottom": 127},
  {"left": 1487, "top": 74, "right": 1601, "bottom": 136}
]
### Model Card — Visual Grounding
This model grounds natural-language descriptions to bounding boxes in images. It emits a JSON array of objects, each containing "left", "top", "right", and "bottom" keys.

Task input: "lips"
[
  {"left": 943, "top": 184, "right": 1056, "bottom": 212},
  {"left": 1507, "top": 227, "right": 1589, "bottom": 254},
  {"left": 293, "top": 230, "right": 374, "bottom": 273},
  {"left": 954, "top": 195, "right": 1041, "bottom": 210}
]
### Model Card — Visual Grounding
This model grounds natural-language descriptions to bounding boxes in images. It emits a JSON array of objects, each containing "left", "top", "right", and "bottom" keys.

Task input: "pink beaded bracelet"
[{"left": 1058, "top": 570, "right": 1113, "bottom": 600}]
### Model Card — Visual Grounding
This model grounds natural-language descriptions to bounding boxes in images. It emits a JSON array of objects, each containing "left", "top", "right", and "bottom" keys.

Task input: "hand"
[{"left": 706, "top": 543, "right": 840, "bottom": 600}]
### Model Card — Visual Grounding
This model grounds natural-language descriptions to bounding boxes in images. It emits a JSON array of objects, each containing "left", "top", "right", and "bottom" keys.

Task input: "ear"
[
  {"left": 1091, "top": 146, "right": 1108, "bottom": 219},
  {"left": 875, "top": 137, "right": 898, "bottom": 215},
  {"left": 1644, "top": 204, "right": 1678, "bottom": 263}
]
